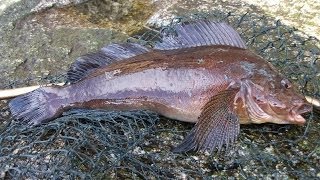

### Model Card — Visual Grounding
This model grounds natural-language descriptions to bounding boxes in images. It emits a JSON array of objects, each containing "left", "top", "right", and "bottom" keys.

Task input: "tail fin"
[{"left": 9, "top": 87, "right": 60, "bottom": 125}]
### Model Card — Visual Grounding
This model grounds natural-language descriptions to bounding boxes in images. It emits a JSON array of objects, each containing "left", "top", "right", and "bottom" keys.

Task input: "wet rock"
[
  {"left": 75, "top": 0, "right": 133, "bottom": 21},
  {"left": 31, "top": 0, "right": 90, "bottom": 12},
  {"left": 147, "top": 0, "right": 320, "bottom": 40},
  {"left": 0, "top": 0, "right": 154, "bottom": 88}
]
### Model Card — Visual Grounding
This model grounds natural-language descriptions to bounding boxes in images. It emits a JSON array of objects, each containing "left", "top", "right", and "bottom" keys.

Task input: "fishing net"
[{"left": 1, "top": 10, "right": 319, "bottom": 179}]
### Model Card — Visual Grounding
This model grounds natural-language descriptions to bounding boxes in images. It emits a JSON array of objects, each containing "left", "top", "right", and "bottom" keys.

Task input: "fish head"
[{"left": 240, "top": 76, "right": 312, "bottom": 125}]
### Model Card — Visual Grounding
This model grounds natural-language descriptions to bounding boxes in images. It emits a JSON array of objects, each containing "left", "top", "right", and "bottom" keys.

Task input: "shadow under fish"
[{"left": 9, "top": 20, "right": 313, "bottom": 153}]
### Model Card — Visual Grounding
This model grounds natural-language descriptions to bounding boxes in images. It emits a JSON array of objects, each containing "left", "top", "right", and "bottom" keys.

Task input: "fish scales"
[
  {"left": 53, "top": 46, "right": 246, "bottom": 123},
  {"left": 9, "top": 20, "right": 312, "bottom": 153}
]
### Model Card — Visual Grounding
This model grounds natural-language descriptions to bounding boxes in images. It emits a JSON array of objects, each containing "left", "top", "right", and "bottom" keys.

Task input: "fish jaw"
[
  {"left": 267, "top": 94, "right": 313, "bottom": 125},
  {"left": 287, "top": 102, "right": 313, "bottom": 125},
  {"left": 240, "top": 105, "right": 312, "bottom": 125},
  {"left": 290, "top": 114, "right": 306, "bottom": 125}
]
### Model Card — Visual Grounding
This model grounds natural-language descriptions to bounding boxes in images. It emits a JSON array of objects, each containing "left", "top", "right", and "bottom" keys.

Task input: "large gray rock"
[
  {"left": 0, "top": 0, "right": 148, "bottom": 88},
  {"left": 147, "top": 0, "right": 320, "bottom": 40},
  {"left": 31, "top": 0, "right": 90, "bottom": 12}
]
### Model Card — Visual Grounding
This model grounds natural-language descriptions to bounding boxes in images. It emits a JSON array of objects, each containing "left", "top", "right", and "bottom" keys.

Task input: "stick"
[
  {"left": 0, "top": 83, "right": 64, "bottom": 99},
  {"left": 305, "top": 96, "right": 320, "bottom": 108}
]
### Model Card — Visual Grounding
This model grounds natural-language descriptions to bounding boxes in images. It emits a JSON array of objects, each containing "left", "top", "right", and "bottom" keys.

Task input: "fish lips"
[
  {"left": 268, "top": 102, "right": 313, "bottom": 125},
  {"left": 289, "top": 103, "right": 313, "bottom": 125}
]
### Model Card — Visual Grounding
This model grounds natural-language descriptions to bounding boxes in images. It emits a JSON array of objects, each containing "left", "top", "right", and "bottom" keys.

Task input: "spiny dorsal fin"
[
  {"left": 155, "top": 20, "right": 247, "bottom": 50},
  {"left": 67, "top": 43, "right": 150, "bottom": 83},
  {"left": 173, "top": 89, "right": 240, "bottom": 153}
]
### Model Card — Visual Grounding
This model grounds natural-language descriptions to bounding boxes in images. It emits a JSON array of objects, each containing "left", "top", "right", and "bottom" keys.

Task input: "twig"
[
  {"left": 0, "top": 83, "right": 64, "bottom": 99},
  {"left": 305, "top": 96, "right": 320, "bottom": 108}
]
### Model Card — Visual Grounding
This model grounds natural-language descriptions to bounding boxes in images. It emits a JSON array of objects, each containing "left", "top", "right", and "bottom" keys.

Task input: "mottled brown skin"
[{"left": 46, "top": 45, "right": 311, "bottom": 126}]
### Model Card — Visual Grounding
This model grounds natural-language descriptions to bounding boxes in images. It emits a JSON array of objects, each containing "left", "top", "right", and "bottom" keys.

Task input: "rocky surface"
[
  {"left": 242, "top": 0, "right": 320, "bottom": 39},
  {"left": 148, "top": 0, "right": 320, "bottom": 40},
  {"left": 0, "top": 0, "right": 154, "bottom": 88},
  {"left": 31, "top": 0, "right": 89, "bottom": 12},
  {"left": 0, "top": 0, "right": 319, "bottom": 179}
]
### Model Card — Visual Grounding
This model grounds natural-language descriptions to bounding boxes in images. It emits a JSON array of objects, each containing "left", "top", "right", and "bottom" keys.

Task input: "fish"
[{"left": 8, "top": 20, "right": 313, "bottom": 153}]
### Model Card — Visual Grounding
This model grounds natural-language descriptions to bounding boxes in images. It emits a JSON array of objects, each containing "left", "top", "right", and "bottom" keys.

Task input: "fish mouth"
[
  {"left": 269, "top": 103, "right": 313, "bottom": 125},
  {"left": 289, "top": 103, "right": 313, "bottom": 125},
  {"left": 290, "top": 114, "right": 307, "bottom": 125},
  {"left": 296, "top": 103, "right": 313, "bottom": 114}
]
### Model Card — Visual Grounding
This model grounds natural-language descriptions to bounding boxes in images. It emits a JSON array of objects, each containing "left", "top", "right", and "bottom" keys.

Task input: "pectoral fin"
[{"left": 173, "top": 89, "right": 240, "bottom": 153}]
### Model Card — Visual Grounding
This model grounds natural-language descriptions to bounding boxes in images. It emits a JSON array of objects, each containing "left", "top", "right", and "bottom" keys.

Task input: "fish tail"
[{"left": 9, "top": 87, "right": 62, "bottom": 125}]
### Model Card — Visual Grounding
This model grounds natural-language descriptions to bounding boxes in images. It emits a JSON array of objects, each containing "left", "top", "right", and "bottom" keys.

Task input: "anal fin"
[{"left": 173, "top": 89, "right": 240, "bottom": 153}]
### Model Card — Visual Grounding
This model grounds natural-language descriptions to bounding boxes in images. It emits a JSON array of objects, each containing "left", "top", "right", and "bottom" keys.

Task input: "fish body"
[{"left": 9, "top": 21, "right": 312, "bottom": 152}]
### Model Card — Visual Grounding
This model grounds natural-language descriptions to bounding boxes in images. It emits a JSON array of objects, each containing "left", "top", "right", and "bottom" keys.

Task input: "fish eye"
[{"left": 281, "top": 79, "right": 292, "bottom": 89}]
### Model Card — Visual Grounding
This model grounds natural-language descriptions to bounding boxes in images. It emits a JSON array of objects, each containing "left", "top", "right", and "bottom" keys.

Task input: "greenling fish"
[{"left": 9, "top": 20, "right": 312, "bottom": 152}]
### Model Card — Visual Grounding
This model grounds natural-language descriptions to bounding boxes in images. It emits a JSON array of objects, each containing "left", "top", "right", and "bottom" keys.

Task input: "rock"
[
  {"left": 31, "top": 0, "right": 90, "bottom": 12},
  {"left": 0, "top": 0, "right": 154, "bottom": 88},
  {"left": 146, "top": 0, "right": 320, "bottom": 39}
]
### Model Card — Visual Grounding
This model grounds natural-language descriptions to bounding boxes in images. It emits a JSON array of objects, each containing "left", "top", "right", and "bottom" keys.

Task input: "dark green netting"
[{"left": 1, "top": 11, "right": 319, "bottom": 179}]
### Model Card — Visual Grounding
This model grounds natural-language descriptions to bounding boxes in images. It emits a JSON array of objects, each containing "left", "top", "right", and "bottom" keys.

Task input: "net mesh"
[{"left": 1, "top": 11, "right": 319, "bottom": 179}]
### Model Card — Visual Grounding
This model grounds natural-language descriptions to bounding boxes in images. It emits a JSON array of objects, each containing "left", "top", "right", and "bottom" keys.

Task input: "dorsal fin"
[
  {"left": 67, "top": 43, "right": 150, "bottom": 83},
  {"left": 155, "top": 20, "right": 247, "bottom": 50}
]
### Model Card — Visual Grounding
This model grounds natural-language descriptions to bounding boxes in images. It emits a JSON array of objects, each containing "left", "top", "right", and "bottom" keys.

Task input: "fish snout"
[
  {"left": 295, "top": 103, "right": 313, "bottom": 115},
  {"left": 289, "top": 102, "right": 313, "bottom": 125}
]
